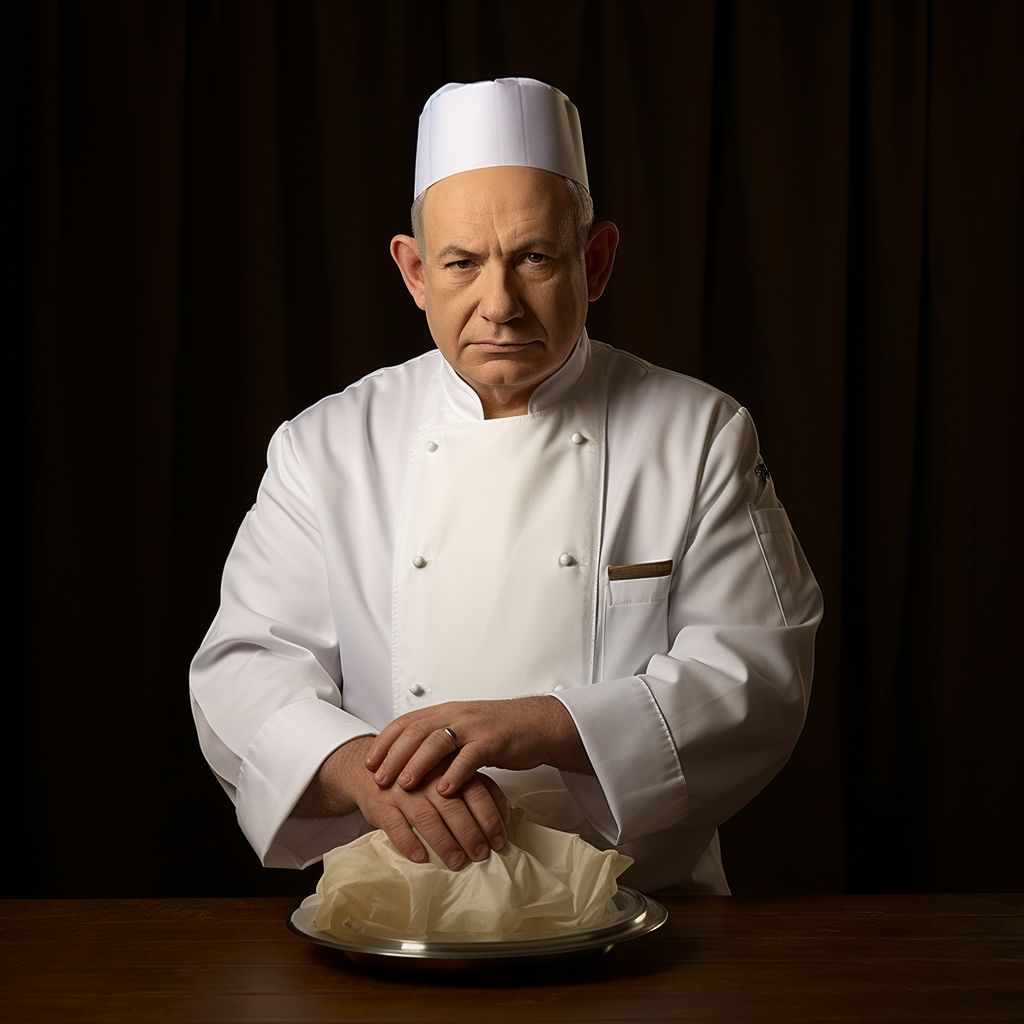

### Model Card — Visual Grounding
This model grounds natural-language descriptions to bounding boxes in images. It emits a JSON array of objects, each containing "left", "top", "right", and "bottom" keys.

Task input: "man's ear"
[
  {"left": 584, "top": 221, "right": 619, "bottom": 301},
  {"left": 390, "top": 235, "right": 427, "bottom": 310}
]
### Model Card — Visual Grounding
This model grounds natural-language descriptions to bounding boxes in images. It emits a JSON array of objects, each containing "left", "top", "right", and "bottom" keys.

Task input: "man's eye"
[
  {"left": 446, "top": 259, "right": 474, "bottom": 270},
  {"left": 524, "top": 253, "right": 550, "bottom": 265}
]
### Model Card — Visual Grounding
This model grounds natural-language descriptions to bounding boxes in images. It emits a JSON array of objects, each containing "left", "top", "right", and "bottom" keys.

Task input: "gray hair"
[{"left": 411, "top": 175, "right": 594, "bottom": 255}]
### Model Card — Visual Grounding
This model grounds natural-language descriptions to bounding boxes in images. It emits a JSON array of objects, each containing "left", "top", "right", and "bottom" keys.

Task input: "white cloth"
[
  {"left": 312, "top": 810, "right": 632, "bottom": 941},
  {"left": 190, "top": 333, "right": 822, "bottom": 894}
]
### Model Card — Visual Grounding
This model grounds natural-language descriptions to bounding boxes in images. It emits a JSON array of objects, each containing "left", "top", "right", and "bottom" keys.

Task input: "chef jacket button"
[
  {"left": 412, "top": 555, "right": 428, "bottom": 568},
  {"left": 408, "top": 683, "right": 425, "bottom": 697},
  {"left": 570, "top": 431, "right": 586, "bottom": 445},
  {"left": 427, "top": 440, "right": 439, "bottom": 452},
  {"left": 558, "top": 553, "right": 577, "bottom": 567},
  {"left": 552, "top": 684, "right": 566, "bottom": 692}
]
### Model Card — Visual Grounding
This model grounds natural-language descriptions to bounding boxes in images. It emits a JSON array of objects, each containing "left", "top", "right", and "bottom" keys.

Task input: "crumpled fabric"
[{"left": 312, "top": 809, "right": 633, "bottom": 941}]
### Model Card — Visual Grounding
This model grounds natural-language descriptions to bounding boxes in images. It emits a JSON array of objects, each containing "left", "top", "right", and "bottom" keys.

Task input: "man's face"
[{"left": 415, "top": 166, "right": 590, "bottom": 415}]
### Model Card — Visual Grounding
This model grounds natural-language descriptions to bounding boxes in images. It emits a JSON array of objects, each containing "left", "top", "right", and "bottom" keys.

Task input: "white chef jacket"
[{"left": 190, "top": 332, "right": 822, "bottom": 894}]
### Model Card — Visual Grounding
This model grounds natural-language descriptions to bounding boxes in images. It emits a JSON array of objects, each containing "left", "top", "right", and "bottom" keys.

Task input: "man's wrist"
[
  {"left": 292, "top": 734, "right": 376, "bottom": 818},
  {"left": 539, "top": 695, "right": 594, "bottom": 776}
]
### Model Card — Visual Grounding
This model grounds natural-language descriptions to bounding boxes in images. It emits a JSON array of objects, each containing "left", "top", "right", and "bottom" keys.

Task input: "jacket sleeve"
[
  {"left": 189, "top": 422, "right": 375, "bottom": 868},
  {"left": 553, "top": 406, "right": 822, "bottom": 846}
]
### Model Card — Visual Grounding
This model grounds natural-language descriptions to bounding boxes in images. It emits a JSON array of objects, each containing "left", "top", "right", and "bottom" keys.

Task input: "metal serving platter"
[{"left": 287, "top": 886, "right": 668, "bottom": 973}]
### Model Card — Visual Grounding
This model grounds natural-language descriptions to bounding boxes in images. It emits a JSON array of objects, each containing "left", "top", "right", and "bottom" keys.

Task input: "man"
[{"left": 190, "top": 78, "right": 822, "bottom": 894}]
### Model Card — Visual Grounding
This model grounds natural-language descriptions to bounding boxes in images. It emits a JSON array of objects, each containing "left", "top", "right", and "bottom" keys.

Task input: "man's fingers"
[
  {"left": 377, "top": 800, "right": 473, "bottom": 871},
  {"left": 477, "top": 773, "right": 512, "bottom": 826},
  {"left": 407, "top": 798, "right": 490, "bottom": 870},
  {"left": 366, "top": 765, "right": 507, "bottom": 870},
  {"left": 430, "top": 794, "right": 494, "bottom": 864},
  {"left": 375, "top": 811, "right": 429, "bottom": 865},
  {"left": 460, "top": 774, "right": 510, "bottom": 851},
  {"left": 396, "top": 729, "right": 462, "bottom": 789},
  {"left": 364, "top": 715, "right": 421, "bottom": 774},
  {"left": 364, "top": 715, "right": 411, "bottom": 770},
  {"left": 434, "top": 747, "right": 488, "bottom": 796},
  {"left": 369, "top": 720, "right": 454, "bottom": 787}
]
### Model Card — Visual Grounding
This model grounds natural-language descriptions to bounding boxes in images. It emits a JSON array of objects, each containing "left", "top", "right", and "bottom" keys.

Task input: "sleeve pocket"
[{"left": 748, "top": 504, "right": 811, "bottom": 626}]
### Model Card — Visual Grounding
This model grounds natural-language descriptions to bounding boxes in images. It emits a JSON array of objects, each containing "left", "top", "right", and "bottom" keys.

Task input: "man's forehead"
[{"left": 423, "top": 166, "right": 572, "bottom": 240}]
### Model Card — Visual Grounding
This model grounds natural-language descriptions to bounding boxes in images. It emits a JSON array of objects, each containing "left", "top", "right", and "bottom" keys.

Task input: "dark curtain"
[{"left": 22, "top": 0, "right": 1022, "bottom": 897}]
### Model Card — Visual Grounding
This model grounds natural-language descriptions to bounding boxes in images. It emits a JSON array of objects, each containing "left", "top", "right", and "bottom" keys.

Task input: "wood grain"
[{"left": 2, "top": 895, "right": 1020, "bottom": 1022}]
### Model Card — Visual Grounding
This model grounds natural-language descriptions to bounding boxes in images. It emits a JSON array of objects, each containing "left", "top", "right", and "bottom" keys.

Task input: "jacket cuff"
[
  {"left": 552, "top": 677, "right": 688, "bottom": 845},
  {"left": 236, "top": 698, "right": 375, "bottom": 867}
]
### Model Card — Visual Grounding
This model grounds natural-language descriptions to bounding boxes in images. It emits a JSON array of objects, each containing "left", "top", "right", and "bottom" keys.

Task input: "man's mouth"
[{"left": 468, "top": 340, "right": 537, "bottom": 353}]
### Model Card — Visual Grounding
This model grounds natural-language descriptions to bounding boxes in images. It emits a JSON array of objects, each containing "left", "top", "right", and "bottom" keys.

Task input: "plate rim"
[{"left": 287, "top": 885, "right": 668, "bottom": 961}]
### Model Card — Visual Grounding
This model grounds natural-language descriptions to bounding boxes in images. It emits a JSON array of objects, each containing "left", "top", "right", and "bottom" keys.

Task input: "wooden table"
[{"left": 2, "top": 894, "right": 1020, "bottom": 1022}]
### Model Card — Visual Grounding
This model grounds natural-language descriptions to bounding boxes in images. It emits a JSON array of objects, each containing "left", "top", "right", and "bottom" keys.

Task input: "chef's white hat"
[{"left": 413, "top": 78, "right": 589, "bottom": 199}]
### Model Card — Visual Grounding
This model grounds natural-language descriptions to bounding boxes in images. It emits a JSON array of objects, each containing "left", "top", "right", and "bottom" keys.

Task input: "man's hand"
[
  {"left": 363, "top": 697, "right": 594, "bottom": 798},
  {"left": 293, "top": 736, "right": 510, "bottom": 870}
]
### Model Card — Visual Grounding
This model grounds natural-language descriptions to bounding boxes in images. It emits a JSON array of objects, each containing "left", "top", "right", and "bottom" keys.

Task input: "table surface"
[{"left": 2, "top": 893, "right": 1020, "bottom": 1023}]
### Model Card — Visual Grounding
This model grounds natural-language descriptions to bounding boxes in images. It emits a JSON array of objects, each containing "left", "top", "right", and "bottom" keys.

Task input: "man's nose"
[{"left": 477, "top": 265, "right": 523, "bottom": 323}]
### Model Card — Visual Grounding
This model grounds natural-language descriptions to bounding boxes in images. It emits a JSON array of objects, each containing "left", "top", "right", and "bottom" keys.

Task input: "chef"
[{"left": 190, "top": 78, "right": 822, "bottom": 895}]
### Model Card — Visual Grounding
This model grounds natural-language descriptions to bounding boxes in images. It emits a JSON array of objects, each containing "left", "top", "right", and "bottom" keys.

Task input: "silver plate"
[{"left": 287, "top": 886, "right": 668, "bottom": 973}]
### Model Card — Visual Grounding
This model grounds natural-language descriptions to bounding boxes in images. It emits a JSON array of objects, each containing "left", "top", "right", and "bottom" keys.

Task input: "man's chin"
[{"left": 461, "top": 359, "right": 554, "bottom": 394}]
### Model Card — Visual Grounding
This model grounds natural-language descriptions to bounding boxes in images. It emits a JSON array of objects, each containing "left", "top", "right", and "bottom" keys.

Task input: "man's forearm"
[{"left": 537, "top": 695, "right": 595, "bottom": 776}]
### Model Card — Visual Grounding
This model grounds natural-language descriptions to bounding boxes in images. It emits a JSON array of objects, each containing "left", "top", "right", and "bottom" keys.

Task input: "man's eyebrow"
[
  {"left": 513, "top": 237, "right": 560, "bottom": 254},
  {"left": 435, "top": 245, "right": 480, "bottom": 262},
  {"left": 434, "top": 238, "right": 562, "bottom": 261}
]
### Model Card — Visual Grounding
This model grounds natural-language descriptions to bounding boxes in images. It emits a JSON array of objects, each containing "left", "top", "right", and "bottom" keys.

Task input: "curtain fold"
[{"left": 24, "top": 0, "right": 1023, "bottom": 896}]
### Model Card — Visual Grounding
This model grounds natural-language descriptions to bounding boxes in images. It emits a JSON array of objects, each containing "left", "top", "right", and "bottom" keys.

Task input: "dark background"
[{"left": 21, "top": 0, "right": 1022, "bottom": 898}]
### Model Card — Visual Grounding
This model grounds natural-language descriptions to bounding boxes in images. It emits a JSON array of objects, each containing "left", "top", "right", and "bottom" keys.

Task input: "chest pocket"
[{"left": 602, "top": 561, "right": 673, "bottom": 678}]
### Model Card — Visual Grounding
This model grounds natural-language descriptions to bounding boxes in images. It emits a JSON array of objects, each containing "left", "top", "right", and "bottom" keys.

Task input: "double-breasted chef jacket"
[{"left": 190, "top": 332, "right": 822, "bottom": 894}]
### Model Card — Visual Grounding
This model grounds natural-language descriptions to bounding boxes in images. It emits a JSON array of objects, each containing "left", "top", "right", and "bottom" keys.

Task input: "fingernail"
[
  {"left": 411, "top": 848, "right": 426, "bottom": 863},
  {"left": 492, "top": 836, "right": 506, "bottom": 852},
  {"left": 437, "top": 781, "right": 450, "bottom": 795},
  {"left": 473, "top": 845, "right": 489, "bottom": 861},
  {"left": 449, "top": 854, "right": 466, "bottom": 870},
  {"left": 373, "top": 770, "right": 386, "bottom": 783},
  {"left": 399, "top": 773, "right": 411, "bottom": 786}
]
